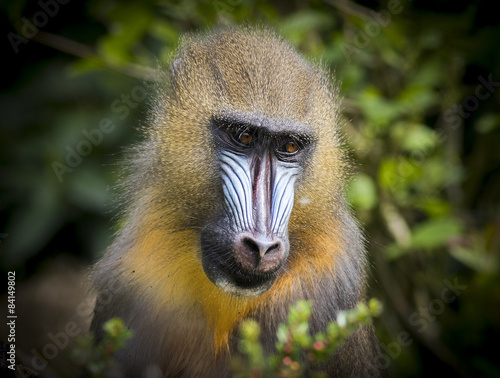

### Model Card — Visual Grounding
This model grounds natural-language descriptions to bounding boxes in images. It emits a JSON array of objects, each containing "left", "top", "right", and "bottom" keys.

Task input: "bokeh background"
[{"left": 1, "top": 0, "right": 499, "bottom": 377}]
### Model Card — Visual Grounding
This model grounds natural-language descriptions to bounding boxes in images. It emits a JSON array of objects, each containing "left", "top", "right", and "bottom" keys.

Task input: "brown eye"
[
  {"left": 239, "top": 132, "right": 253, "bottom": 144},
  {"left": 284, "top": 141, "right": 299, "bottom": 154}
]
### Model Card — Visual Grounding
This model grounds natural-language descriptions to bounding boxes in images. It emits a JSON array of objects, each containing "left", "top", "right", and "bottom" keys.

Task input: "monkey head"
[
  {"left": 145, "top": 28, "right": 344, "bottom": 299},
  {"left": 91, "top": 28, "right": 380, "bottom": 377}
]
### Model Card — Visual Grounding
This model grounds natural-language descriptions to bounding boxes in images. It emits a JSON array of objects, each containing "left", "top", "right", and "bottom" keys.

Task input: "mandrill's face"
[
  {"left": 158, "top": 29, "right": 341, "bottom": 299},
  {"left": 200, "top": 112, "right": 315, "bottom": 297}
]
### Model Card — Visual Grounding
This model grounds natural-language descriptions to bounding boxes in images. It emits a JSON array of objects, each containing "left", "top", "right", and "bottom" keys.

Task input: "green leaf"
[
  {"left": 97, "top": 4, "right": 154, "bottom": 64},
  {"left": 347, "top": 173, "right": 378, "bottom": 210},
  {"left": 396, "top": 123, "right": 438, "bottom": 153},
  {"left": 416, "top": 198, "right": 451, "bottom": 218},
  {"left": 150, "top": 20, "right": 179, "bottom": 45},
  {"left": 411, "top": 57, "right": 444, "bottom": 87},
  {"left": 475, "top": 113, "right": 500, "bottom": 134},
  {"left": 450, "top": 245, "right": 497, "bottom": 273},
  {"left": 378, "top": 157, "right": 421, "bottom": 191},
  {"left": 282, "top": 10, "right": 334, "bottom": 41},
  {"left": 356, "top": 87, "right": 401, "bottom": 126},
  {"left": 411, "top": 217, "right": 463, "bottom": 250},
  {"left": 378, "top": 158, "right": 399, "bottom": 189},
  {"left": 277, "top": 324, "right": 289, "bottom": 344},
  {"left": 398, "top": 85, "right": 439, "bottom": 114}
]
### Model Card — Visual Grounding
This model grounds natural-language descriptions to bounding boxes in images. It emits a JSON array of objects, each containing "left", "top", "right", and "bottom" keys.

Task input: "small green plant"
[
  {"left": 232, "top": 299, "right": 382, "bottom": 378},
  {"left": 72, "top": 318, "right": 133, "bottom": 378}
]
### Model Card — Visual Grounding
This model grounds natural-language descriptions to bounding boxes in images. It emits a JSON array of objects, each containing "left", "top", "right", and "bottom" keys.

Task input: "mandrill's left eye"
[
  {"left": 279, "top": 140, "right": 300, "bottom": 155},
  {"left": 284, "top": 141, "right": 299, "bottom": 154}
]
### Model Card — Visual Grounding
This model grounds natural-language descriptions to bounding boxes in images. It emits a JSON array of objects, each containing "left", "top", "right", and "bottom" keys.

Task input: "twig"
[
  {"left": 32, "top": 31, "right": 161, "bottom": 82},
  {"left": 323, "top": 0, "right": 374, "bottom": 20}
]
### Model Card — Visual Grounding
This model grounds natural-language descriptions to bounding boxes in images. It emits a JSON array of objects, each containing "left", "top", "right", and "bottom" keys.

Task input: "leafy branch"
[
  {"left": 232, "top": 299, "right": 382, "bottom": 378},
  {"left": 72, "top": 318, "right": 133, "bottom": 378}
]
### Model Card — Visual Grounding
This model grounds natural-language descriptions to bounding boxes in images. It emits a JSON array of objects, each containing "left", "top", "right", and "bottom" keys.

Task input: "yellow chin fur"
[
  {"left": 122, "top": 212, "right": 340, "bottom": 354},
  {"left": 122, "top": 222, "right": 257, "bottom": 353}
]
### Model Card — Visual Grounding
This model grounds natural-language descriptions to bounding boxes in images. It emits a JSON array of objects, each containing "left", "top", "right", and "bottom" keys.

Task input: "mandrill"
[{"left": 90, "top": 27, "right": 383, "bottom": 377}]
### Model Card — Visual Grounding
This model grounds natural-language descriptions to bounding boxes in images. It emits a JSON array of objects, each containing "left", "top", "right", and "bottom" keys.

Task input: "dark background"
[{"left": 1, "top": 0, "right": 499, "bottom": 376}]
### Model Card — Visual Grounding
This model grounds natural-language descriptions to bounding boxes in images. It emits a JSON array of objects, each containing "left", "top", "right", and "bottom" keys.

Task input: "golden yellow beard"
[{"left": 121, "top": 211, "right": 340, "bottom": 354}]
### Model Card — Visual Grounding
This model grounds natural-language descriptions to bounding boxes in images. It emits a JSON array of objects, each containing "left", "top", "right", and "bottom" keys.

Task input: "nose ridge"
[
  {"left": 251, "top": 150, "right": 272, "bottom": 235},
  {"left": 234, "top": 232, "right": 285, "bottom": 272}
]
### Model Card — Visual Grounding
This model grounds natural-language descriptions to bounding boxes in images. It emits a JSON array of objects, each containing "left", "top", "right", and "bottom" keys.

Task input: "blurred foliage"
[
  {"left": 72, "top": 317, "right": 133, "bottom": 378},
  {"left": 1, "top": 0, "right": 500, "bottom": 377},
  {"left": 231, "top": 299, "right": 382, "bottom": 377}
]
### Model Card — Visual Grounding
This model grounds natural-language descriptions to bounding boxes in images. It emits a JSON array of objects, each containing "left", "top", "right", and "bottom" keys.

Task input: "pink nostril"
[
  {"left": 242, "top": 237, "right": 280, "bottom": 258},
  {"left": 234, "top": 233, "right": 285, "bottom": 272}
]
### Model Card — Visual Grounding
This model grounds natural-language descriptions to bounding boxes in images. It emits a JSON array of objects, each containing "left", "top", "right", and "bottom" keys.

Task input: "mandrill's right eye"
[
  {"left": 229, "top": 128, "right": 255, "bottom": 148},
  {"left": 239, "top": 132, "right": 253, "bottom": 145}
]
